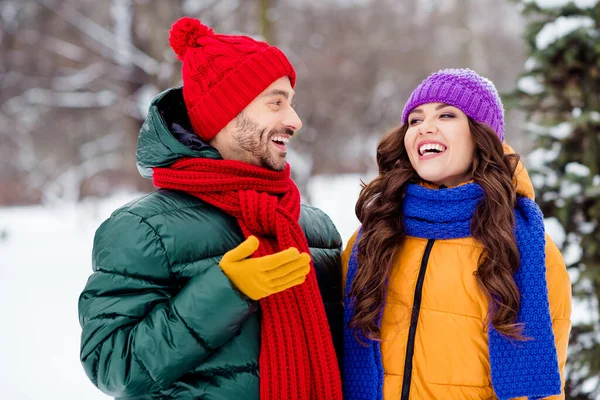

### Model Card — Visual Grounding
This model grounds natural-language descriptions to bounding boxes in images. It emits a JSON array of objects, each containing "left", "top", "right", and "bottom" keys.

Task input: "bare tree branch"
[{"left": 37, "top": 0, "right": 160, "bottom": 75}]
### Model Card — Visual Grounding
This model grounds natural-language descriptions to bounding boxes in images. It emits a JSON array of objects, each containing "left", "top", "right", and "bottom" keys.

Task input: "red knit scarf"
[{"left": 152, "top": 158, "right": 342, "bottom": 400}]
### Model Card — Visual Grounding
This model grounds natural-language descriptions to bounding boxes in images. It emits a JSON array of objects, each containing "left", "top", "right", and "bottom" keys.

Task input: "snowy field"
[{"left": 0, "top": 174, "right": 596, "bottom": 399}]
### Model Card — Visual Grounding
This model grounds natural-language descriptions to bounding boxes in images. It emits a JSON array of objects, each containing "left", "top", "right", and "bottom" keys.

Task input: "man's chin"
[
  {"left": 267, "top": 163, "right": 287, "bottom": 172},
  {"left": 264, "top": 159, "right": 287, "bottom": 172}
]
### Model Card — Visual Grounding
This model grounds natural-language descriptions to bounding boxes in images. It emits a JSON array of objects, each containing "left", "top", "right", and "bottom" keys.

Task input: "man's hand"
[{"left": 219, "top": 236, "right": 311, "bottom": 300}]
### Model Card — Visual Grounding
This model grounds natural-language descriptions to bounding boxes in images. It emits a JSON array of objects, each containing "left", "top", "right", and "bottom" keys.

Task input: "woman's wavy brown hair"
[{"left": 349, "top": 118, "right": 526, "bottom": 341}]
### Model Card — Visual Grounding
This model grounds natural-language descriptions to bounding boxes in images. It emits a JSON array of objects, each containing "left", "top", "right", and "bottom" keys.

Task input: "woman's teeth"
[{"left": 419, "top": 143, "right": 446, "bottom": 156}]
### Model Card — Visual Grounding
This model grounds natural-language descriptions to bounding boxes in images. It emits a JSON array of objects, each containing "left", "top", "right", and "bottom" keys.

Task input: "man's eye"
[{"left": 272, "top": 100, "right": 282, "bottom": 106}]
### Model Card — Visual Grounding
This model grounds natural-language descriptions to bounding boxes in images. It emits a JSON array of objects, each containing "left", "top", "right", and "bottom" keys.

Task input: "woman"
[{"left": 342, "top": 69, "right": 571, "bottom": 400}]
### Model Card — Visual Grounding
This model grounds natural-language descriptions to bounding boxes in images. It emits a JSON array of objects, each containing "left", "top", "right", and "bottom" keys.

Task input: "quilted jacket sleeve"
[{"left": 78, "top": 210, "right": 256, "bottom": 398}]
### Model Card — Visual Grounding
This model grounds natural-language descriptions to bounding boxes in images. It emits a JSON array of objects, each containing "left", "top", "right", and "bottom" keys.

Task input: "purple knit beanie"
[{"left": 401, "top": 68, "right": 505, "bottom": 142}]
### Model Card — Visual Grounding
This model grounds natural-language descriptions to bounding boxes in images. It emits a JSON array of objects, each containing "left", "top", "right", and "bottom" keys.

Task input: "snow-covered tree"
[{"left": 513, "top": 0, "right": 600, "bottom": 398}]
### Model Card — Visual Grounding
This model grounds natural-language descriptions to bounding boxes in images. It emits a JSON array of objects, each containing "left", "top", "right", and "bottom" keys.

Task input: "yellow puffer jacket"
[{"left": 342, "top": 151, "right": 572, "bottom": 400}]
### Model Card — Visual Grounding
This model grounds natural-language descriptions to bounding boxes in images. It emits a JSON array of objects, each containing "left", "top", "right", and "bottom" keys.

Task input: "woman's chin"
[{"left": 415, "top": 170, "right": 446, "bottom": 184}]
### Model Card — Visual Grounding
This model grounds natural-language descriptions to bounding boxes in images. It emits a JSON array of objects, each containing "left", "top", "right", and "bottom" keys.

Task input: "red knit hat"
[{"left": 168, "top": 17, "right": 296, "bottom": 141}]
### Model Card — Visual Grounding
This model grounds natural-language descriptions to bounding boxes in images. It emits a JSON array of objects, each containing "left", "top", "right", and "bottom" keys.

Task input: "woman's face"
[{"left": 404, "top": 102, "right": 475, "bottom": 187}]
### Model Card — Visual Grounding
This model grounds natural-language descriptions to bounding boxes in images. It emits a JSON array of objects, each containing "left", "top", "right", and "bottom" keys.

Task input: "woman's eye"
[
  {"left": 440, "top": 113, "right": 455, "bottom": 118},
  {"left": 409, "top": 118, "right": 421, "bottom": 125}
]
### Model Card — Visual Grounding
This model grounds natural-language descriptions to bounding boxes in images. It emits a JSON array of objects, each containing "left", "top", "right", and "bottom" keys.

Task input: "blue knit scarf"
[{"left": 343, "top": 183, "right": 561, "bottom": 400}]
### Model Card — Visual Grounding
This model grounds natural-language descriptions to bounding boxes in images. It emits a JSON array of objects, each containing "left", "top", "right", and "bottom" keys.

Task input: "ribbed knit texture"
[
  {"left": 344, "top": 183, "right": 561, "bottom": 400},
  {"left": 401, "top": 68, "right": 505, "bottom": 142},
  {"left": 168, "top": 17, "right": 296, "bottom": 141},
  {"left": 152, "top": 158, "right": 342, "bottom": 400}
]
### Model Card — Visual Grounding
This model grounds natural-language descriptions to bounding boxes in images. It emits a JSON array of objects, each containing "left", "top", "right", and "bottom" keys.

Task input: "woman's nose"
[{"left": 418, "top": 118, "right": 437, "bottom": 135}]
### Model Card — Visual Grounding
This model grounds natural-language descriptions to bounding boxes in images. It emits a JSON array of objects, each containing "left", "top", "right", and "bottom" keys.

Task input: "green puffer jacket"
[{"left": 78, "top": 88, "right": 343, "bottom": 400}]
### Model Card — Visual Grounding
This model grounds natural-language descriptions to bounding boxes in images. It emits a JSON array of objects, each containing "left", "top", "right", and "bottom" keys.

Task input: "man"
[{"left": 78, "top": 17, "right": 343, "bottom": 400}]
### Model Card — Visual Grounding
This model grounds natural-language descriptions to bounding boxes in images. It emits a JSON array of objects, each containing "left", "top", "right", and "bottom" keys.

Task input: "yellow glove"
[{"left": 219, "top": 236, "right": 312, "bottom": 300}]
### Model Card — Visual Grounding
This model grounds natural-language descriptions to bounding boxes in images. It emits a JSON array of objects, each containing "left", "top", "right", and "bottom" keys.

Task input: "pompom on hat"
[
  {"left": 401, "top": 68, "right": 505, "bottom": 142},
  {"left": 169, "top": 17, "right": 296, "bottom": 141}
]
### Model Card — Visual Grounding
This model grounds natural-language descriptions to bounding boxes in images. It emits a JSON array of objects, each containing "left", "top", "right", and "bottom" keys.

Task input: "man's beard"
[{"left": 233, "top": 113, "right": 293, "bottom": 171}]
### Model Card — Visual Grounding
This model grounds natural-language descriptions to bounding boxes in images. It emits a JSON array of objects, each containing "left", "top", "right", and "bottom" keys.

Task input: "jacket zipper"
[{"left": 400, "top": 239, "right": 435, "bottom": 400}]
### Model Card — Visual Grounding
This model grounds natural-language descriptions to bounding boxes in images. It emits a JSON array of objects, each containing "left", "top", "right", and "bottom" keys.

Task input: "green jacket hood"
[{"left": 136, "top": 87, "right": 222, "bottom": 179}]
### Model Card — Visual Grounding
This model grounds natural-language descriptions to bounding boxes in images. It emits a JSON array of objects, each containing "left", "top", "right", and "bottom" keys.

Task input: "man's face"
[{"left": 210, "top": 76, "right": 302, "bottom": 171}]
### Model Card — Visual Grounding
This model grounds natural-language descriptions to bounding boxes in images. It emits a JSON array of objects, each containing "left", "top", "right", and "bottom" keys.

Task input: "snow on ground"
[
  {"left": 0, "top": 175, "right": 595, "bottom": 398},
  {"left": 0, "top": 193, "right": 137, "bottom": 399}
]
